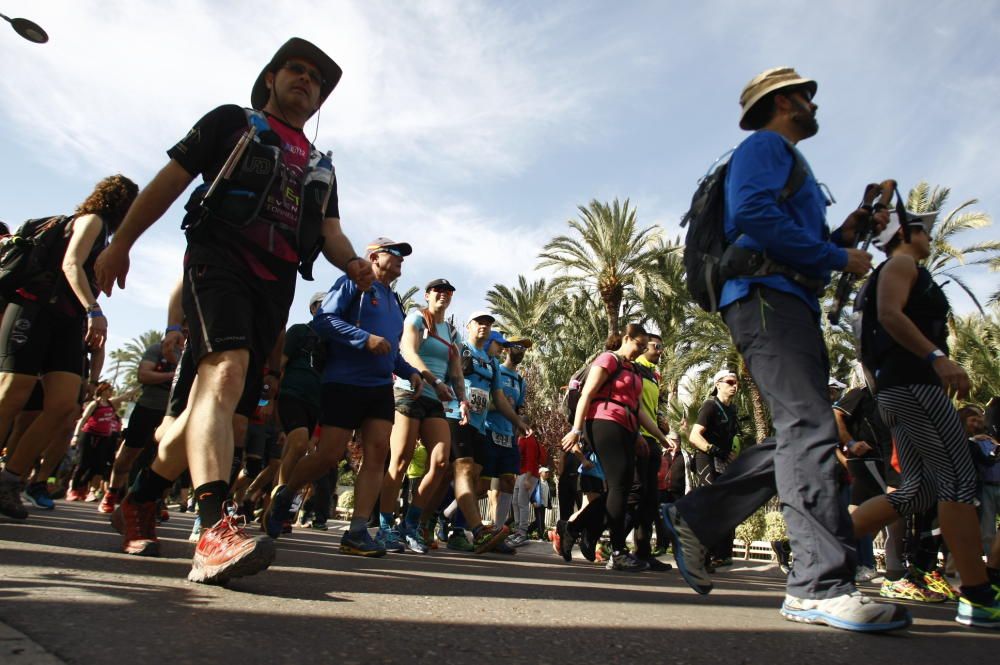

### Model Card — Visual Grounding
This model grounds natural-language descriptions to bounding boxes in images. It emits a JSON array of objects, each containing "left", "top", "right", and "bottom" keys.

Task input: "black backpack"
[
  {"left": 0, "top": 215, "right": 73, "bottom": 300},
  {"left": 851, "top": 263, "right": 891, "bottom": 374},
  {"left": 680, "top": 145, "right": 808, "bottom": 312}
]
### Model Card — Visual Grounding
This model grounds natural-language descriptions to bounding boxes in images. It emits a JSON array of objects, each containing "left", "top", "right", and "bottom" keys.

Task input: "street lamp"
[{"left": 1, "top": 12, "right": 48, "bottom": 43}]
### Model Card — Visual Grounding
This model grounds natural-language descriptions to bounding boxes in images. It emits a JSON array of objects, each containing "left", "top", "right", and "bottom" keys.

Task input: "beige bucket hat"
[{"left": 739, "top": 67, "right": 817, "bottom": 130}]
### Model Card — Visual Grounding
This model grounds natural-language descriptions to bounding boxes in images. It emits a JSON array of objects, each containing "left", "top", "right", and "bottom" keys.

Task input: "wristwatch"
[{"left": 925, "top": 349, "right": 946, "bottom": 363}]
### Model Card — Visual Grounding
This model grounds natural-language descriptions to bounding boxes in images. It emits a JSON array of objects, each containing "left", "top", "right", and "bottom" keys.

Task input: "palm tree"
[
  {"left": 485, "top": 275, "right": 559, "bottom": 339},
  {"left": 538, "top": 198, "right": 662, "bottom": 336},
  {"left": 108, "top": 329, "right": 163, "bottom": 393},
  {"left": 906, "top": 181, "right": 998, "bottom": 312},
  {"left": 949, "top": 309, "right": 1000, "bottom": 406},
  {"left": 397, "top": 284, "right": 421, "bottom": 312}
]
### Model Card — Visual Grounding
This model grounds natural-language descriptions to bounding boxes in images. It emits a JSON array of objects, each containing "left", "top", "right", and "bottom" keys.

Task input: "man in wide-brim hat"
[{"left": 93, "top": 37, "right": 374, "bottom": 586}]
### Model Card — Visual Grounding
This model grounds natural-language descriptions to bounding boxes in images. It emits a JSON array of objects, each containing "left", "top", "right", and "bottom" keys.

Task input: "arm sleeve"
[
  {"left": 311, "top": 278, "right": 369, "bottom": 349},
  {"left": 728, "top": 134, "right": 847, "bottom": 272}
]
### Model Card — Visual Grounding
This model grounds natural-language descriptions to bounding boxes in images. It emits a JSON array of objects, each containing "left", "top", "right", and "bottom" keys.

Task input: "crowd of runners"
[{"left": 0, "top": 39, "right": 998, "bottom": 633}]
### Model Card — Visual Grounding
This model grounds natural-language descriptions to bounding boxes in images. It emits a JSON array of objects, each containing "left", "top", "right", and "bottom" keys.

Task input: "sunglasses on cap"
[
  {"left": 720, "top": 379, "right": 738, "bottom": 386},
  {"left": 283, "top": 61, "right": 325, "bottom": 87},
  {"left": 376, "top": 247, "right": 405, "bottom": 258}
]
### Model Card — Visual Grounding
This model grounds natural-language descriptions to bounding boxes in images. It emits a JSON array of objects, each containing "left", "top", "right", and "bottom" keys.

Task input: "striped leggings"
[{"left": 877, "top": 384, "right": 978, "bottom": 515}]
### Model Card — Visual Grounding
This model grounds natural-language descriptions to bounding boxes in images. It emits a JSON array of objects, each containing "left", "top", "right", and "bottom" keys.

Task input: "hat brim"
[
  {"left": 368, "top": 242, "right": 412, "bottom": 257},
  {"left": 425, "top": 283, "right": 456, "bottom": 292},
  {"left": 251, "top": 37, "right": 343, "bottom": 112},
  {"left": 506, "top": 338, "right": 533, "bottom": 349},
  {"left": 739, "top": 77, "right": 817, "bottom": 130}
]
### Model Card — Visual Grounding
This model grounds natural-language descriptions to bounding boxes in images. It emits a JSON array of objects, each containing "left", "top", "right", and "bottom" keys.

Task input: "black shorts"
[
  {"left": 183, "top": 262, "right": 291, "bottom": 408},
  {"left": 394, "top": 388, "right": 446, "bottom": 420},
  {"left": 278, "top": 395, "right": 319, "bottom": 434},
  {"left": 480, "top": 431, "right": 519, "bottom": 478},
  {"left": 320, "top": 382, "right": 395, "bottom": 430},
  {"left": 245, "top": 422, "right": 282, "bottom": 462},
  {"left": 165, "top": 338, "right": 265, "bottom": 420},
  {"left": 0, "top": 301, "right": 86, "bottom": 376},
  {"left": 580, "top": 474, "right": 605, "bottom": 494},
  {"left": 451, "top": 423, "right": 489, "bottom": 466},
  {"left": 122, "top": 404, "right": 166, "bottom": 450},
  {"left": 847, "top": 457, "right": 888, "bottom": 505}
]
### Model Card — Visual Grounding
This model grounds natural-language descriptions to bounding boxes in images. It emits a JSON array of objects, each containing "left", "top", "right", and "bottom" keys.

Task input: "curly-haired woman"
[{"left": 0, "top": 174, "right": 137, "bottom": 520}]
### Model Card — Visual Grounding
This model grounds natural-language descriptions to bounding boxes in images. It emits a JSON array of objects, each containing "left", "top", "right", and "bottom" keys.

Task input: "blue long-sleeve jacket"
[
  {"left": 311, "top": 275, "right": 417, "bottom": 387},
  {"left": 720, "top": 130, "right": 848, "bottom": 312}
]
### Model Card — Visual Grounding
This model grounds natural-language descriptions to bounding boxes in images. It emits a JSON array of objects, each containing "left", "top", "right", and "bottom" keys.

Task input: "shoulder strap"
[{"left": 778, "top": 142, "right": 809, "bottom": 204}]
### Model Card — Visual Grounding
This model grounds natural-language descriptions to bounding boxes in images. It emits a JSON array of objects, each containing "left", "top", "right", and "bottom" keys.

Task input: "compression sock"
[
  {"left": 379, "top": 511, "right": 395, "bottom": 530},
  {"left": 453, "top": 508, "right": 467, "bottom": 530},
  {"left": 404, "top": 504, "right": 422, "bottom": 529},
  {"left": 131, "top": 467, "right": 173, "bottom": 504},
  {"left": 443, "top": 499, "right": 459, "bottom": 520},
  {"left": 495, "top": 491, "right": 513, "bottom": 527},
  {"left": 193, "top": 480, "right": 228, "bottom": 526},
  {"left": 349, "top": 517, "right": 369, "bottom": 534}
]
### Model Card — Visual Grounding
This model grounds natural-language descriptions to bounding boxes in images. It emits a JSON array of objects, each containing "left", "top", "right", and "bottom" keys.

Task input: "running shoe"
[
  {"left": 264, "top": 486, "right": 293, "bottom": 539},
  {"left": 493, "top": 539, "right": 518, "bottom": 555},
  {"left": 651, "top": 545, "right": 668, "bottom": 557},
  {"left": 341, "top": 529, "right": 388, "bottom": 557},
  {"left": 188, "top": 513, "right": 276, "bottom": 584},
  {"left": 376, "top": 527, "right": 405, "bottom": 553},
  {"left": 642, "top": 556, "right": 674, "bottom": 572},
  {"left": 420, "top": 525, "right": 439, "bottom": 550},
  {"left": 435, "top": 518, "right": 450, "bottom": 545},
  {"left": 662, "top": 503, "right": 712, "bottom": 595},
  {"left": 189, "top": 515, "right": 202, "bottom": 542},
  {"left": 65, "top": 487, "right": 87, "bottom": 502},
  {"left": 918, "top": 568, "right": 960, "bottom": 602},
  {"left": 854, "top": 565, "right": 877, "bottom": 583},
  {"left": 781, "top": 591, "right": 911, "bottom": 632},
  {"left": 0, "top": 476, "right": 28, "bottom": 519},
  {"left": 400, "top": 525, "right": 430, "bottom": 554},
  {"left": 578, "top": 527, "right": 597, "bottom": 562},
  {"left": 595, "top": 542, "right": 611, "bottom": 564},
  {"left": 111, "top": 495, "right": 159, "bottom": 556},
  {"left": 710, "top": 556, "right": 734, "bottom": 568},
  {"left": 157, "top": 500, "right": 170, "bottom": 523},
  {"left": 97, "top": 489, "right": 118, "bottom": 514},
  {"left": 85, "top": 489, "right": 99, "bottom": 502},
  {"left": 606, "top": 550, "right": 650, "bottom": 572},
  {"left": 308, "top": 521, "right": 329, "bottom": 531},
  {"left": 956, "top": 590, "right": 1000, "bottom": 629},
  {"left": 23, "top": 482, "right": 55, "bottom": 510},
  {"left": 446, "top": 531, "right": 475, "bottom": 552},
  {"left": 879, "top": 577, "right": 947, "bottom": 603},
  {"left": 472, "top": 524, "right": 509, "bottom": 554},
  {"left": 505, "top": 532, "right": 529, "bottom": 548},
  {"left": 554, "top": 520, "right": 575, "bottom": 562}
]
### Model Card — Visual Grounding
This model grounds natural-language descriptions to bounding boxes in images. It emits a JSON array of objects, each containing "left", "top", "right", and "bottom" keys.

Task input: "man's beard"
[{"left": 792, "top": 109, "right": 819, "bottom": 137}]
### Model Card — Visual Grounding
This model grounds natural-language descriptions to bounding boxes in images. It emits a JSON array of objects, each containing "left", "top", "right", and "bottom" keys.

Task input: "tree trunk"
[
  {"left": 744, "top": 373, "right": 770, "bottom": 444},
  {"left": 603, "top": 295, "right": 620, "bottom": 337}
]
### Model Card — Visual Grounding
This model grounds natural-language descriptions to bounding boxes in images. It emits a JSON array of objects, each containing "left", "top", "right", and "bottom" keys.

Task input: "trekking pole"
[
  {"left": 828, "top": 181, "right": 895, "bottom": 325},
  {"left": 355, "top": 290, "right": 366, "bottom": 327},
  {"left": 203, "top": 125, "right": 258, "bottom": 202}
]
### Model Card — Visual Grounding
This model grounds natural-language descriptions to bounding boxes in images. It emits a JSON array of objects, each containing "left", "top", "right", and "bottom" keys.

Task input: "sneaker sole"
[
  {"left": 187, "top": 537, "right": 276, "bottom": 584},
  {"left": 340, "top": 544, "right": 388, "bottom": 557},
  {"left": 955, "top": 615, "right": 1000, "bottom": 629},
  {"left": 879, "top": 591, "right": 948, "bottom": 603},
  {"left": 780, "top": 605, "right": 912, "bottom": 632},
  {"left": 662, "top": 505, "right": 712, "bottom": 595}
]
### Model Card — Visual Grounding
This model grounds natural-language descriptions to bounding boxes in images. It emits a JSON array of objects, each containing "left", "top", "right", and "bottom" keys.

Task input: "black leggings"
[
  {"left": 625, "top": 437, "right": 663, "bottom": 558},
  {"left": 71, "top": 432, "right": 115, "bottom": 488},
  {"left": 557, "top": 451, "right": 581, "bottom": 520},
  {"left": 587, "top": 418, "right": 636, "bottom": 552}
]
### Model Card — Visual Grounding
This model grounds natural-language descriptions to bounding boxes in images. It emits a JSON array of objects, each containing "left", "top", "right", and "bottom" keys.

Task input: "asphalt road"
[{"left": 1, "top": 501, "right": 997, "bottom": 664}]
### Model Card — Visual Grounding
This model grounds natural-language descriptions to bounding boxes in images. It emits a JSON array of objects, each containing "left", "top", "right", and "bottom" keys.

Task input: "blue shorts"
[{"left": 481, "top": 431, "right": 520, "bottom": 478}]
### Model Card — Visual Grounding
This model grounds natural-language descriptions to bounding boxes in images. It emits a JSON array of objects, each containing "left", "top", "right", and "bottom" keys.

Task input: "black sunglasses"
[{"left": 283, "top": 61, "right": 325, "bottom": 87}]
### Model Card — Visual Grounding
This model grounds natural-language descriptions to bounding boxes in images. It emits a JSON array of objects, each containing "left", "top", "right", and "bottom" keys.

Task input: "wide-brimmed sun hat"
[
  {"left": 739, "top": 66, "right": 817, "bottom": 130},
  {"left": 873, "top": 210, "right": 938, "bottom": 252},
  {"left": 251, "top": 37, "right": 343, "bottom": 112}
]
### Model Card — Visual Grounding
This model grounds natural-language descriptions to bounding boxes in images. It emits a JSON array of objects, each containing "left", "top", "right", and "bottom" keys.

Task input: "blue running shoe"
[
  {"left": 956, "top": 590, "right": 1000, "bottom": 629},
  {"left": 400, "top": 525, "right": 429, "bottom": 554},
  {"left": 341, "top": 529, "right": 387, "bottom": 557},
  {"left": 435, "top": 517, "right": 449, "bottom": 544},
  {"left": 23, "top": 482, "right": 55, "bottom": 510},
  {"left": 264, "top": 487, "right": 292, "bottom": 539},
  {"left": 376, "top": 527, "right": 405, "bottom": 553}
]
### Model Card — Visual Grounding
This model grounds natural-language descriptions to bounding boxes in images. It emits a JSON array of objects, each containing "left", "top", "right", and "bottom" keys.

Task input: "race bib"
[
  {"left": 492, "top": 432, "right": 513, "bottom": 448},
  {"left": 468, "top": 387, "right": 489, "bottom": 414}
]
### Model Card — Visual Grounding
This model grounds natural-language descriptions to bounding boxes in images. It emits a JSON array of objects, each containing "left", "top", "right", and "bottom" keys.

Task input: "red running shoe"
[
  {"left": 65, "top": 487, "right": 87, "bottom": 502},
  {"left": 98, "top": 490, "right": 119, "bottom": 514},
  {"left": 188, "top": 513, "right": 276, "bottom": 584},
  {"left": 111, "top": 495, "right": 159, "bottom": 556}
]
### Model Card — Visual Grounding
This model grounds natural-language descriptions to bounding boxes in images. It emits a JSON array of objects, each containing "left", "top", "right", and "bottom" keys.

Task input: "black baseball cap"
[{"left": 425, "top": 278, "right": 456, "bottom": 292}]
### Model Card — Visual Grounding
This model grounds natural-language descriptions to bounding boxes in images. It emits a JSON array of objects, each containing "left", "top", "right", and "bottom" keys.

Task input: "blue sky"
[{"left": 1, "top": 1, "right": 996, "bottom": 362}]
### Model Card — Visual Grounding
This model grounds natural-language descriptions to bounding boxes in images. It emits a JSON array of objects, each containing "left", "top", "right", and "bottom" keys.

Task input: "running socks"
[
  {"left": 194, "top": 480, "right": 228, "bottom": 525},
  {"left": 132, "top": 467, "right": 173, "bottom": 504},
  {"left": 495, "top": 492, "right": 513, "bottom": 526},
  {"left": 379, "top": 511, "right": 395, "bottom": 531},
  {"left": 962, "top": 582, "right": 996, "bottom": 605},
  {"left": 349, "top": 517, "right": 368, "bottom": 533},
  {"left": 403, "top": 504, "right": 422, "bottom": 529}
]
